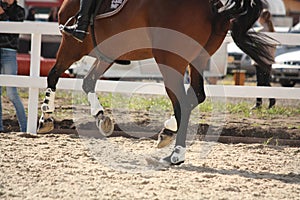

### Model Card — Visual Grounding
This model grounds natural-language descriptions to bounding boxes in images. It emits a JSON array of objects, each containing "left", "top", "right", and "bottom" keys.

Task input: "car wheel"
[{"left": 280, "top": 79, "right": 296, "bottom": 87}]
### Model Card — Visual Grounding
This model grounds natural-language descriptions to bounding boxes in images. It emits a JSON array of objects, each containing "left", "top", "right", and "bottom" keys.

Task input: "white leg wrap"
[
  {"left": 88, "top": 92, "right": 104, "bottom": 116},
  {"left": 164, "top": 116, "right": 178, "bottom": 132},
  {"left": 41, "top": 88, "right": 56, "bottom": 113}
]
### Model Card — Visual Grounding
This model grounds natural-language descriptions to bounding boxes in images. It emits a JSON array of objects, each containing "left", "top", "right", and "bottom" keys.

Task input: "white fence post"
[{"left": 27, "top": 33, "right": 42, "bottom": 133}]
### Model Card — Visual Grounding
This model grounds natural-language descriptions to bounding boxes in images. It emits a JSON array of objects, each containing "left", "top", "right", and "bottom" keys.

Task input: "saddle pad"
[{"left": 96, "top": 0, "right": 128, "bottom": 20}]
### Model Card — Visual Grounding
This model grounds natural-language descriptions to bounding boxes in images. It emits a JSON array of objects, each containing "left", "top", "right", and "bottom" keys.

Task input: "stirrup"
[{"left": 62, "top": 25, "right": 89, "bottom": 42}]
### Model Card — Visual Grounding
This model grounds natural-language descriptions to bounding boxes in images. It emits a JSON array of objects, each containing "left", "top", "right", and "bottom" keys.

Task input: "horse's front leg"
[
  {"left": 82, "top": 60, "right": 114, "bottom": 136},
  {"left": 155, "top": 55, "right": 207, "bottom": 165},
  {"left": 155, "top": 63, "right": 191, "bottom": 165},
  {"left": 159, "top": 86, "right": 192, "bottom": 165}
]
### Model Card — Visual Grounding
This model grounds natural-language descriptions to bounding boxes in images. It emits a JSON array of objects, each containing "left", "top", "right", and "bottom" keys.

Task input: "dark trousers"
[{"left": 255, "top": 64, "right": 275, "bottom": 107}]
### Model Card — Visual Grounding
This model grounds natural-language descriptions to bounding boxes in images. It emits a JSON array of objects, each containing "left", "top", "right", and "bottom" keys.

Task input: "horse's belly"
[{"left": 119, "top": 49, "right": 153, "bottom": 61}]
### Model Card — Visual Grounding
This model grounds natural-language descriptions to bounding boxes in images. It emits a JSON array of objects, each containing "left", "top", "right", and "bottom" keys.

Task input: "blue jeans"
[{"left": 0, "top": 48, "right": 27, "bottom": 132}]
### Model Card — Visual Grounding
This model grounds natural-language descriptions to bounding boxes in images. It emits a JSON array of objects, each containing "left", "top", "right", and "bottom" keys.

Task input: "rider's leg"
[{"left": 63, "top": 0, "right": 95, "bottom": 42}]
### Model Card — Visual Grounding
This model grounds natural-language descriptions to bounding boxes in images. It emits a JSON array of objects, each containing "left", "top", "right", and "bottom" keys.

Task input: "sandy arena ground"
[
  {"left": 0, "top": 132, "right": 299, "bottom": 200},
  {"left": 0, "top": 88, "right": 299, "bottom": 199}
]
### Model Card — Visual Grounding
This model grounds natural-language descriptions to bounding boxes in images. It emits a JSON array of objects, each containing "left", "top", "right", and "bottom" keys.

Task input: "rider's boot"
[{"left": 63, "top": 0, "right": 94, "bottom": 42}]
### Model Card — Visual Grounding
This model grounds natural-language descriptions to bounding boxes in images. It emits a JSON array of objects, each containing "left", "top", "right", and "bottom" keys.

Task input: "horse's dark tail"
[{"left": 217, "top": 0, "right": 275, "bottom": 67}]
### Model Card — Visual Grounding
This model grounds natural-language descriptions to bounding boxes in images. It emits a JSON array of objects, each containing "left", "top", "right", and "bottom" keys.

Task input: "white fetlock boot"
[
  {"left": 159, "top": 145, "right": 186, "bottom": 165},
  {"left": 41, "top": 88, "right": 56, "bottom": 113},
  {"left": 87, "top": 92, "right": 104, "bottom": 116},
  {"left": 37, "top": 88, "right": 56, "bottom": 133}
]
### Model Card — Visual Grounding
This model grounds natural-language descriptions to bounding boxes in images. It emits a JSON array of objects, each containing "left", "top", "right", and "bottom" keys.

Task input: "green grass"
[
  {"left": 72, "top": 92, "right": 173, "bottom": 112},
  {"left": 9, "top": 88, "right": 300, "bottom": 122},
  {"left": 198, "top": 99, "right": 299, "bottom": 120},
  {"left": 226, "top": 101, "right": 252, "bottom": 117},
  {"left": 252, "top": 105, "right": 299, "bottom": 119}
]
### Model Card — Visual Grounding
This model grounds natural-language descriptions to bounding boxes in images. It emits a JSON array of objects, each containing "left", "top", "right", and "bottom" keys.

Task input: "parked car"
[
  {"left": 227, "top": 42, "right": 256, "bottom": 76},
  {"left": 289, "top": 22, "right": 300, "bottom": 33},
  {"left": 272, "top": 50, "right": 300, "bottom": 87},
  {"left": 68, "top": 43, "right": 229, "bottom": 81},
  {"left": 19, "top": 6, "right": 61, "bottom": 58},
  {"left": 227, "top": 23, "right": 300, "bottom": 77},
  {"left": 18, "top": 33, "right": 61, "bottom": 59}
]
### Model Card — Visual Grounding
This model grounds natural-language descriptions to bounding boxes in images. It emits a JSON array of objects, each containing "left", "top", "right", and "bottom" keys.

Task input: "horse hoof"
[
  {"left": 159, "top": 145, "right": 186, "bottom": 165},
  {"left": 37, "top": 118, "right": 54, "bottom": 133},
  {"left": 96, "top": 114, "right": 114, "bottom": 137},
  {"left": 157, "top": 129, "right": 175, "bottom": 148},
  {"left": 159, "top": 157, "right": 185, "bottom": 166}
]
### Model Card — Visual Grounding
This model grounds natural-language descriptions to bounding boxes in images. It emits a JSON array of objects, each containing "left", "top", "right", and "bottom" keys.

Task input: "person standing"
[
  {"left": 26, "top": 7, "right": 35, "bottom": 21},
  {"left": 48, "top": 7, "right": 58, "bottom": 22},
  {"left": 252, "top": 9, "right": 276, "bottom": 110},
  {"left": 0, "top": 0, "right": 27, "bottom": 132}
]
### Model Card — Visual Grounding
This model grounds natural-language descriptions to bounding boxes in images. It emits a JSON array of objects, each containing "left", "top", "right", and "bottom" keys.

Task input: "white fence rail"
[{"left": 0, "top": 22, "right": 299, "bottom": 134}]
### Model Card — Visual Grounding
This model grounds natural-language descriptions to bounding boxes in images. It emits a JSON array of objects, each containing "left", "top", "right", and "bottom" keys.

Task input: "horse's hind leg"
[
  {"left": 159, "top": 69, "right": 191, "bottom": 165},
  {"left": 154, "top": 50, "right": 210, "bottom": 165},
  {"left": 153, "top": 51, "right": 192, "bottom": 165},
  {"left": 81, "top": 60, "right": 114, "bottom": 136},
  {"left": 37, "top": 61, "right": 75, "bottom": 133},
  {"left": 187, "top": 53, "right": 208, "bottom": 110},
  {"left": 37, "top": 37, "right": 91, "bottom": 133}
]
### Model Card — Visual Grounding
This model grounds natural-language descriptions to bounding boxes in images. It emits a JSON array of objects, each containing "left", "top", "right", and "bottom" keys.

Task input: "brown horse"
[{"left": 37, "top": 0, "right": 273, "bottom": 165}]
